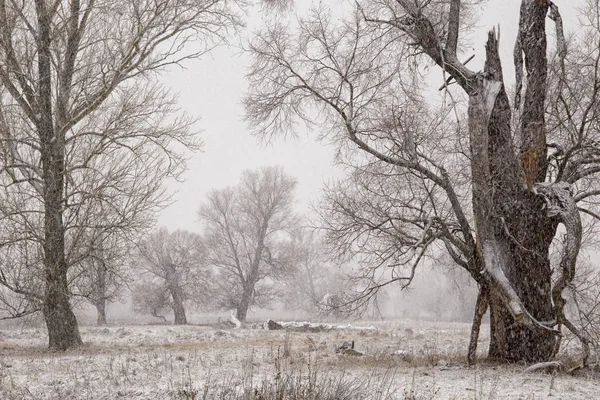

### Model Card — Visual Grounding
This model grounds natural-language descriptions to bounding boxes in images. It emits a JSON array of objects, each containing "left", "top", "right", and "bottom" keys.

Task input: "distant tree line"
[{"left": 131, "top": 165, "right": 345, "bottom": 325}]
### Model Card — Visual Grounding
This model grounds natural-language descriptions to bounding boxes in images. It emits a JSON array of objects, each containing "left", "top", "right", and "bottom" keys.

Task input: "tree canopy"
[{"left": 245, "top": 0, "right": 600, "bottom": 364}]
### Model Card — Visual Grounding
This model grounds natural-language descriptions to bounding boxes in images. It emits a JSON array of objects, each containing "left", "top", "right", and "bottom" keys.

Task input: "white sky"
[{"left": 157, "top": 0, "right": 582, "bottom": 233}]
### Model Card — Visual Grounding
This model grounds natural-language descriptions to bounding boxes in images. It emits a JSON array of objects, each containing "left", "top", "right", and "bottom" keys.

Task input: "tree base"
[
  {"left": 488, "top": 290, "right": 555, "bottom": 363},
  {"left": 44, "top": 306, "right": 83, "bottom": 351},
  {"left": 44, "top": 284, "right": 83, "bottom": 351}
]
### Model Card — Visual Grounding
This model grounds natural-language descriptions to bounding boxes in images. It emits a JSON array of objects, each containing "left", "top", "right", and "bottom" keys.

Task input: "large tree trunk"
[
  {"left": 42, "top": 156, "right": 82, "bottom": 349},
  {"left": 43, "top": 272, "right": 83, "bottom": 351},
  {"left": 494, "top": 194, "right": 557, "bottom": 361},
  {"left": 236, "top": 287, "right": 252, "bottom": 322},
  {"left": 469, "top": 15, "right": 558, "bottom": 362},
  {"left": 170, "top": 288, "right": 187, "bottom": 325},
  {"left": 486, "top": 0, "right": 560, "bottom": 362},
  {"left": 484, "top": 192, "right": 557, "bottom": 362},
  {"left": 389, "top": 0, "right": 566, "bottom": 363},
  {"left": 488, "top": 271, "right": 555, "bottom": 362},
  {"left": 38, "top": 0, "right": 82, "bottom": 351},
  {"left": 166, "top": 265, "right": 187, "bottom": 325},
  {"left": 42, "top": 151, "right": 83, "bottom": 350}
]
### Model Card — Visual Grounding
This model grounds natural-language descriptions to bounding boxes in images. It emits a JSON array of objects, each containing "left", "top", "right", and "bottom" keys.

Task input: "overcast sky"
[{"left": 157, "top": 0, "right": 582, "bottom": 233}]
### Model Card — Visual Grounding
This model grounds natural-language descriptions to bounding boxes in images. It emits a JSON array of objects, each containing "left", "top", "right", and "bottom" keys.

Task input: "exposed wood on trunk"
[
  {"left": 469, "top": 30, "right": 530, "bottom": 325},
  {"left": 480, "top": 241, "right": 525, "bottom": 322},
  {"left": 470, "top": 27, "right": 559, "bottom": 362},
  {"left": 533, "top": 183, "right": 581, "bottom": 317},
  {"left": 515, "top": 0, "right": 551, "bottom": 189}
]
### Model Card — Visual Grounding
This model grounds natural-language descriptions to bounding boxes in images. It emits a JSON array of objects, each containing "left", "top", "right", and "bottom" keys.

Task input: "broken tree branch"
[
  {"left": 548, "top": 3, "right": 567, "bottom": 61},
  {"left": 524, "top": 360, "right": 562, "bottom": 373},
  {"left": 445, "top": 0, "right": 461, "bottom": 56},
  {"left": 438, "top": 55, "right": 475, "bottom": 91}
]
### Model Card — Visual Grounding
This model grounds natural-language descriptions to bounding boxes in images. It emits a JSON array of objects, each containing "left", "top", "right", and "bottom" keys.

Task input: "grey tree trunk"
[
  {"left": 43, "top": 274, "right": 83, "bottom": 351},
  {"left": 488, "top": 202, "right": 557, "bottom": 362},
  {"left": 468, "top": 16, "right": 558, "bottom": 362},
  {"left": 170, "top": 287, "right": 187, "bottom": 325},
  {"left": 94, "top": 259, "right": 108, "bottom": 325},
  {"left": 38, "top": 0, "right": 82, "bottom": 351},
  {"left": 236, "top": 286, "right": 253, "bottom": 322},
  {"left": 95, "top": 299, "right": 107, "bottom": 326},
  {"left": 166, "top": 265, "right": 187, "bottom": 325}
]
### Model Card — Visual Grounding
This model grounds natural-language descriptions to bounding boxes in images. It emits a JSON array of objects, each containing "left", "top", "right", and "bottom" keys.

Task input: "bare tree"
[
  {"left": 199, "top": 166, "right": 297, "bottom": 322},
  {"left": 281, "top": 228, "right": 343, "bottom": 315},
  {"left": 132, "top": 279, "right": 172, "bottom": 324},
  {"left": 245, "top": 0, "right": 600, "bottom": 364},
  {"left": 73, "top": 232, "right": 131, "bottom": 325},
  {"left": 132, "top": 228, "right": 208, "bottom": 325},
  {"left": 0, "top": 0, "right": 245, "bottom": 350},
  {"left": 0, "top": 240, "right": 44, "bottom": 320}
]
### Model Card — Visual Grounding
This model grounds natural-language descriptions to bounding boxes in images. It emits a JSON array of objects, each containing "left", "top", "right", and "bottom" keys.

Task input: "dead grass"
[{"left": 0, "top": 321, "right": 598, "bottom": 399}]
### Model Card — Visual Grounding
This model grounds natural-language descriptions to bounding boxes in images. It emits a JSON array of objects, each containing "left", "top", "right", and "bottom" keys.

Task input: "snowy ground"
[{"left": 0, "top": 319, "right": 597, "bottom": 399}]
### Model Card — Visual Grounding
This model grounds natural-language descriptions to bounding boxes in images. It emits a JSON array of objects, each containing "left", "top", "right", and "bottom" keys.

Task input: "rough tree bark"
[
  {"left": 38, "top": 0, "right": 82, "bottom": 350},
  {"left": 422, "top": 0, "right": 570, "bottom": 362},
  {"left": 170, "top": 289, "right": 187, "bottom": 325},
  {"left": 166, "top": 264, "right": 187, "bottom": 325},
  {"left": 465, "top": 26, "right": 555, "bottom": 363},
  {"left": 244, "top": 0, "right": 584, "bottom": 364},
  {"left": 466, "top": 0, "right": 576, "bottom": 362},
  {"left": 362, "top": 0, "right": 574, "bottom": 363}
]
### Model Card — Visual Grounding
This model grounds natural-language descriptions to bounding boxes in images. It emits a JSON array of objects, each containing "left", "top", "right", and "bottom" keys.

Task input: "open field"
[{"left": 0, "top": 319, "right": 598, "bottom": 399}]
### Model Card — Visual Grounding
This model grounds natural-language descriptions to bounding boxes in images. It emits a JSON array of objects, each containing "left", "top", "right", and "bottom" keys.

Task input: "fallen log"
[
  {"left": 266, "top": 319, "right": 283, "bottom": 330},
  {"left": 523, "top": 361, "right": 562, "bottom": 374}
]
